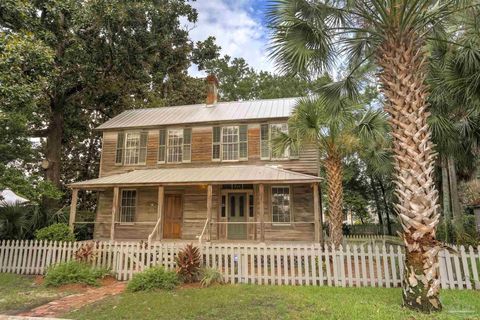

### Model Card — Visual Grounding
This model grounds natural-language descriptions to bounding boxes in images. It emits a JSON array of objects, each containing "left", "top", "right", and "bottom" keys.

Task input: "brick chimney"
[{"left": 206, "top": 74, "right": 219, "bottom": 105}]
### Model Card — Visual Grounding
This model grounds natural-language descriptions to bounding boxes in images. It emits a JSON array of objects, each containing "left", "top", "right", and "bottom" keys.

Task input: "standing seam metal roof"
[
  {"left": 96, "top": 97, "right": 300, "bottom": 130},
  {"left": 69, "top": 165, "right": 320, "bottom": 188}
]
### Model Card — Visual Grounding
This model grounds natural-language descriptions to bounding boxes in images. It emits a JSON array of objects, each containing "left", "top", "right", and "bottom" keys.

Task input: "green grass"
[
  {"left": 67, "top": 285, "right": 480, "bottom": 320},
  {"left": 0, "top": 273, "right": 67, "bottom": 314}
]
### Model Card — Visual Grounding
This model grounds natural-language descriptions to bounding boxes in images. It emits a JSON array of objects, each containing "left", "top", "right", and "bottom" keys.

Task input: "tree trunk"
[
  {"left": 447, "top": 156, "right": 464, "bottom": 235},
  {"left": 324, "top": 152, "right": 343, "bottom": 248},
  {"left": 369, "top": 176, "right": 384, "bottom": 232},
  {"left": 377, "top": 178, "right": 393, "bottom": 236},
  {"left": 441, "top": 156, "right": 451, "bottom": 242},
  {"left": 377, "top": 34, "right": 442, "bottom": 312}
]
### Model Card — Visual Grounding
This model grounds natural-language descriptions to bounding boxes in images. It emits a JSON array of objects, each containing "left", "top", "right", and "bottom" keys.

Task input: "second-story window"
[
  {"left": 212, "top": 125, "right": 248, "bottom": 161},
  {"left": 260, "top": 123, "right": 299, "bottom": 160},
  {"left": 115, "top": 131, "right": 148, "bottom": 165},
  {"left": 158, "top": 128, "right": 191, "bottom": 164}
]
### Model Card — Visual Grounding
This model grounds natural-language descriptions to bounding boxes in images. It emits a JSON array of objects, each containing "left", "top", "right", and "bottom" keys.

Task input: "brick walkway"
[{"left": 17, "top": 282, "right": 126, "bottom": 318}]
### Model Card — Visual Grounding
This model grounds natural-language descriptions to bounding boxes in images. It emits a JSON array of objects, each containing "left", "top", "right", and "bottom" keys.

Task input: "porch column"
[
  {"left": 206, "top": 184, "right": 213, "bottom": 241},
  {"left": 68, "top": 188, "right": 79, "bottom": 232},
  {"left": 156, "top": 185, "right": 165, "bottom": 240},
  {"left": 111, "top": 186, "right": 120, "bottom": 241},
  {"left": 313, "top": 183, "right": 321, "bottom": 243},
  {"left": 259, "top": 184, "right": 265, "bottom": 242}
]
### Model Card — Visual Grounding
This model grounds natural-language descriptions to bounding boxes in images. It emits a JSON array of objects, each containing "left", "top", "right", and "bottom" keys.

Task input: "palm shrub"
[
  {"left": 267, "top": 0, "right": 477, "bottom": 312},
  {"left": 175, "top": 244, "right": 201, "bottom": 283},
  {"left": 0, "top": 202, "right": 31, "bottom": 240},
  {"left": 200, "top": 267, "right": 224, "bottom": 287},
  {"left": 127, "top": 266, "right": 179, "bottom": 292}
]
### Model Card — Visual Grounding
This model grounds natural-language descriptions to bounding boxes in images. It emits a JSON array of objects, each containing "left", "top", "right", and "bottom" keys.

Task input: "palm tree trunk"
[
  {"left": 369, "top": 176, "right": 384, "bottom": 232},
  {"left": 377, "top": 178, "right": 393, "bottom": 236},
  {"left": 324, "top": 152, "right": 343, "bottom": 248},
  {"left": 441, "top": 156, "right": 451, "bottom": 242},
  {"left": 447, "top": 156, "right": 464, "bottom": 235},
  {"left": 377, "top": 34, "right": 441, "bottom": 312}
]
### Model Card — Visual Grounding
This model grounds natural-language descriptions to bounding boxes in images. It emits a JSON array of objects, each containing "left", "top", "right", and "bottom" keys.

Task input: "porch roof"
[{"left": 69, "top": 165, "right": 321, "bottom": 189}]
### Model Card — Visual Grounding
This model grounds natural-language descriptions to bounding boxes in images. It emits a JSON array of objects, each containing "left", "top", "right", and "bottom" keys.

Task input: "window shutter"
[
  {"left": 212, "top": 126, "right": 221, "bottom": 160},
  {"left": 158, "top": 129, "right": 166, "bottom": 163},
  {"left": 239, "top": 125, "right": 248, "bottom": 160},
  {"left": 183, "top": 128, "right": 192, "bottom": 162},
  {"left": 115, "top": 132, "right": 125, "bottom": 165},
  {"left": 139, "top": 131, "right": 148, "bottom": 164},
  {"left": 260, "top": 124, "right": 270, "bottom": 160}
]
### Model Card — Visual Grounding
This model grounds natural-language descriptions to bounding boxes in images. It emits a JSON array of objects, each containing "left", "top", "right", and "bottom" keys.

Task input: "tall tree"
[
  {"left": 267, "top": 0, "right": 475, "bottom": 311},
  {"left": 0, "top": 0, "right": 219, "bottom": 209},
  {"left": 274, "top": 93, "right": 388, "bottom": 247}
]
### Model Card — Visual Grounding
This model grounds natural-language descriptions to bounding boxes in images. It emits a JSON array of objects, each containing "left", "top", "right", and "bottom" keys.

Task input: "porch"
[{"left": 68, "top": 165, "right": 323, "bottom": 244}]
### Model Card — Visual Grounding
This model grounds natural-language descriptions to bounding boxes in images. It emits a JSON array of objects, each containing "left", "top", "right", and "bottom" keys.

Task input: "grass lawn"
[
  {"left": 67, "top": 285, "right": 480, "bottom": 320},
  {"left": 0, "top": 273, "right": 67, "bottom": 314}
]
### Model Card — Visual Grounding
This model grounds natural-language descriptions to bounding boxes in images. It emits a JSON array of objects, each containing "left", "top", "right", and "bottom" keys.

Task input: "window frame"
[
  {"left": 157, "top": 127, "right": 192, "bottom": 164},
  {"left": 260, "top": 122, "right": 299, "bottom": 161},
  {"left": 212, "top": 124, "right": 248, "bottom": 162},
  {"left": 270, "top": 185, "right": 292, "bottom": 225},
  {"left": 117, "top": 131, "right": 148, "bottom": 166},
  {"left": 119, "top": 189, "right": 137, "bottom": 224}
]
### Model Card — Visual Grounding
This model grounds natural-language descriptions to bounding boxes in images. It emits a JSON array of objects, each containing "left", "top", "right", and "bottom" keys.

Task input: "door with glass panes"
[{"left": 227, "top": 193, "right": 247, "bottom": 239}]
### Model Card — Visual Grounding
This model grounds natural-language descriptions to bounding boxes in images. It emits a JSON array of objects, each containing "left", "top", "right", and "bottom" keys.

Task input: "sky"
[{"left": 186, "top": 0, "right": 274, "bottom": 76}]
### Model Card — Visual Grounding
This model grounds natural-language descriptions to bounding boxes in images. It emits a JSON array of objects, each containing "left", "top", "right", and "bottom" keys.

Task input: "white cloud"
[{"left": 185, "top": 0, "right": 275, "bottom": 76}]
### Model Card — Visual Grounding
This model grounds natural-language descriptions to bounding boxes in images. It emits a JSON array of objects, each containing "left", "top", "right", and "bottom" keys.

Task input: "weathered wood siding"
[
  {"left": 99, "top": 123, "right": 319, "bottom": 177},
  {"left": 94, "top": 184, "right": 314, "bottom": 242}
]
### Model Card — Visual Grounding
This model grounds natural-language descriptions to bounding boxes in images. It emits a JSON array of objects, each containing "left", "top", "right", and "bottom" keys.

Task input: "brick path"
[{"left": 16, "top": 282, "right": 126, "bottom": 318}]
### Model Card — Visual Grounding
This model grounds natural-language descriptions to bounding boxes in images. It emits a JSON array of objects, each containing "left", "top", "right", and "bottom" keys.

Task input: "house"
[{"left": 69, "top": 76, "right": 323, "bottom": 243}]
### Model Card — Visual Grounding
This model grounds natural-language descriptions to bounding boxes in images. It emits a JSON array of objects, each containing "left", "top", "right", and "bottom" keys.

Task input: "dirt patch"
[{"left": 100, "top": 275, "right": 118, "bottom": 287}]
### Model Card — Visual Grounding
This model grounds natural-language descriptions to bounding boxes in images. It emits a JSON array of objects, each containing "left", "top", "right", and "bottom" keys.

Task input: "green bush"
[
  {"left": 44, "top": 261, "right": 110, "bottom": 287},
  {"left": 127, "top": 266, "right": 180, "bottom": 292},
  {"left": 35, "top": 223, "right": 76, "bottom": 242},
  {"left": 437, "top": 216, "right": 479, "bottom": 246},
  {"left": 199, "top": 267, "right": 223, "bottom": 287}
]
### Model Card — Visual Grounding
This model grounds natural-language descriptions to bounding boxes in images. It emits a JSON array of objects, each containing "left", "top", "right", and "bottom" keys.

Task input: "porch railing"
[
  {"left": 197, "top": 218, "right": 210, "bottom": 245},
  {"left": 147, "top": 216, "right": 163, "bottom": 245}
]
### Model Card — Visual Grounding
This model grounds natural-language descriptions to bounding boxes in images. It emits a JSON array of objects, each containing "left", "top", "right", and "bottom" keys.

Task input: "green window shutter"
[
  {"left": 158, "top": 129, "right": 166, "bottom": 163},
  {"left": 260, "top": 124, "right": 270, "bottom": 160},
  {"left": 212, "top": 126, "right": 221, "bottom": 160},
  {"left": 115, "top": 132, "right": 125, "bottom": 165},
  {"left": 183, "top": 128, "right": 192, "bottom": 162},
  {"left": 139, "top": 131, "right": 148, "bottom": 164},
  {"left": 239, "top": 125, "right": 248, "bottom": 160}
]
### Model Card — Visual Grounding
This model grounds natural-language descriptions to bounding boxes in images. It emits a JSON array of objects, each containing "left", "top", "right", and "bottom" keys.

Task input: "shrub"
[
  {"left": 44, "top": 261, "right": 109, "bottom": 287},
  {"left": 35, "top": 223, "right": 76, "bottom": 242},
  {"left": 175, "top": 244, "right": 201, "bottom": 283},
  {"left": 127, "top": 266, "right": 179, "bottom": 292},
  {"left": 199, "top": 267, "right": 223, "bottom": 287}
]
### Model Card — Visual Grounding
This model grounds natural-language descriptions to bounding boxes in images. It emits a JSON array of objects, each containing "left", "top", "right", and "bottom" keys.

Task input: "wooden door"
[
  {"left": 227, "top": 193, "right": 247, "bottom": 239},
  {"left": 163, "top": 194, "right": 183, "bottom": 239}
]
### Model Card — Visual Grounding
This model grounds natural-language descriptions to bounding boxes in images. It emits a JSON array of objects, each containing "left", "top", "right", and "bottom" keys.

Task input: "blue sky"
[{"left": 187, "top": 0, "right": 275, "bottom": 75}]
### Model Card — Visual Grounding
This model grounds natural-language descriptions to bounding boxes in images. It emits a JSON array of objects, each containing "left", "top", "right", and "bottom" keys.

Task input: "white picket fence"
[{"left": 0, "top": 240, "right": 479, "bottom": 290}]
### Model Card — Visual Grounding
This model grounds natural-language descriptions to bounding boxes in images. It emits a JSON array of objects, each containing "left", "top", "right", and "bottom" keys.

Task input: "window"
[
  {"left": 221, "top": 195, "right": 226, "bottom": 217},
  {"left": 158, "top": 128, "right": 191, "bottom": 163},
  {"left": 120, "top": 190, "right": 136, "bottom": 223},
  {"left": 115, "top": 131, "right": 147, "bottom": 165},
  {"left": 260, "top": 123, "right": 298, "bottom": 160},
  {"left": 249, "top": 194, "right": 254, "bottom": 217},
  {"left": 212, "top": 125, "right": 248, "bottom": 161},
  {"left": 271, "top": 186, "right": 291, "bottom": 224}
]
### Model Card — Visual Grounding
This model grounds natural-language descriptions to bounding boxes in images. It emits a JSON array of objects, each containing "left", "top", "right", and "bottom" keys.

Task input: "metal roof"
[
  {"left": 96, "top": 97, "right": 300, "bottom": 130},
  {"left": 69, "top": 165, "right": 320, "bottom": 188}
]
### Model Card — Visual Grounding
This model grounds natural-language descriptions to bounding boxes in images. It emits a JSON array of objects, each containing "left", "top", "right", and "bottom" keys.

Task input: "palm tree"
[
  {"left": 274, "top": 94, "right": 388, "bottom": 248},
  {"left": 267, "top": 0, "right": 477, "bottom": 312},
  {"left": 0, "top": 202, "right": 30, "bottom": 240}
]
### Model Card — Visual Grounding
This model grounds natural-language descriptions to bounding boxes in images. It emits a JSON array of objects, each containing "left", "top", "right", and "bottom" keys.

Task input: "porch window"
[
  {"left": 120, "top": 190, "right": 136, "bottom": 223},
  {"left": 260, "top": 123, "right": 299, "bottom": 160},
  {"left": 116, "top": 131, "right": 148, "bottom": 165},
  {"left": 158, "top": 128, "right": 191, "bottom": 163},
  {"left": 271, "top": 186, "right": 291, "bottom": 224},
  {"left": 213, "top": 125, "right": 248, "bottom": 161}
]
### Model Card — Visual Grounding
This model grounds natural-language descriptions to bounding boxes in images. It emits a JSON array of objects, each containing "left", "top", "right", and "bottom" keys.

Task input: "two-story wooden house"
[{"left": 69, "top": 76, "right": 323, "bottom": 243}]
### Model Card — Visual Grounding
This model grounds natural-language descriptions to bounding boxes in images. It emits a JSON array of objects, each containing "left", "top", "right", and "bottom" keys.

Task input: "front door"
[
  {"left": 227, "top": 193, "right": 247, "bottom": 240},
  {"left": 163, "top": 194, "right": 183, "bottom": 239}
]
